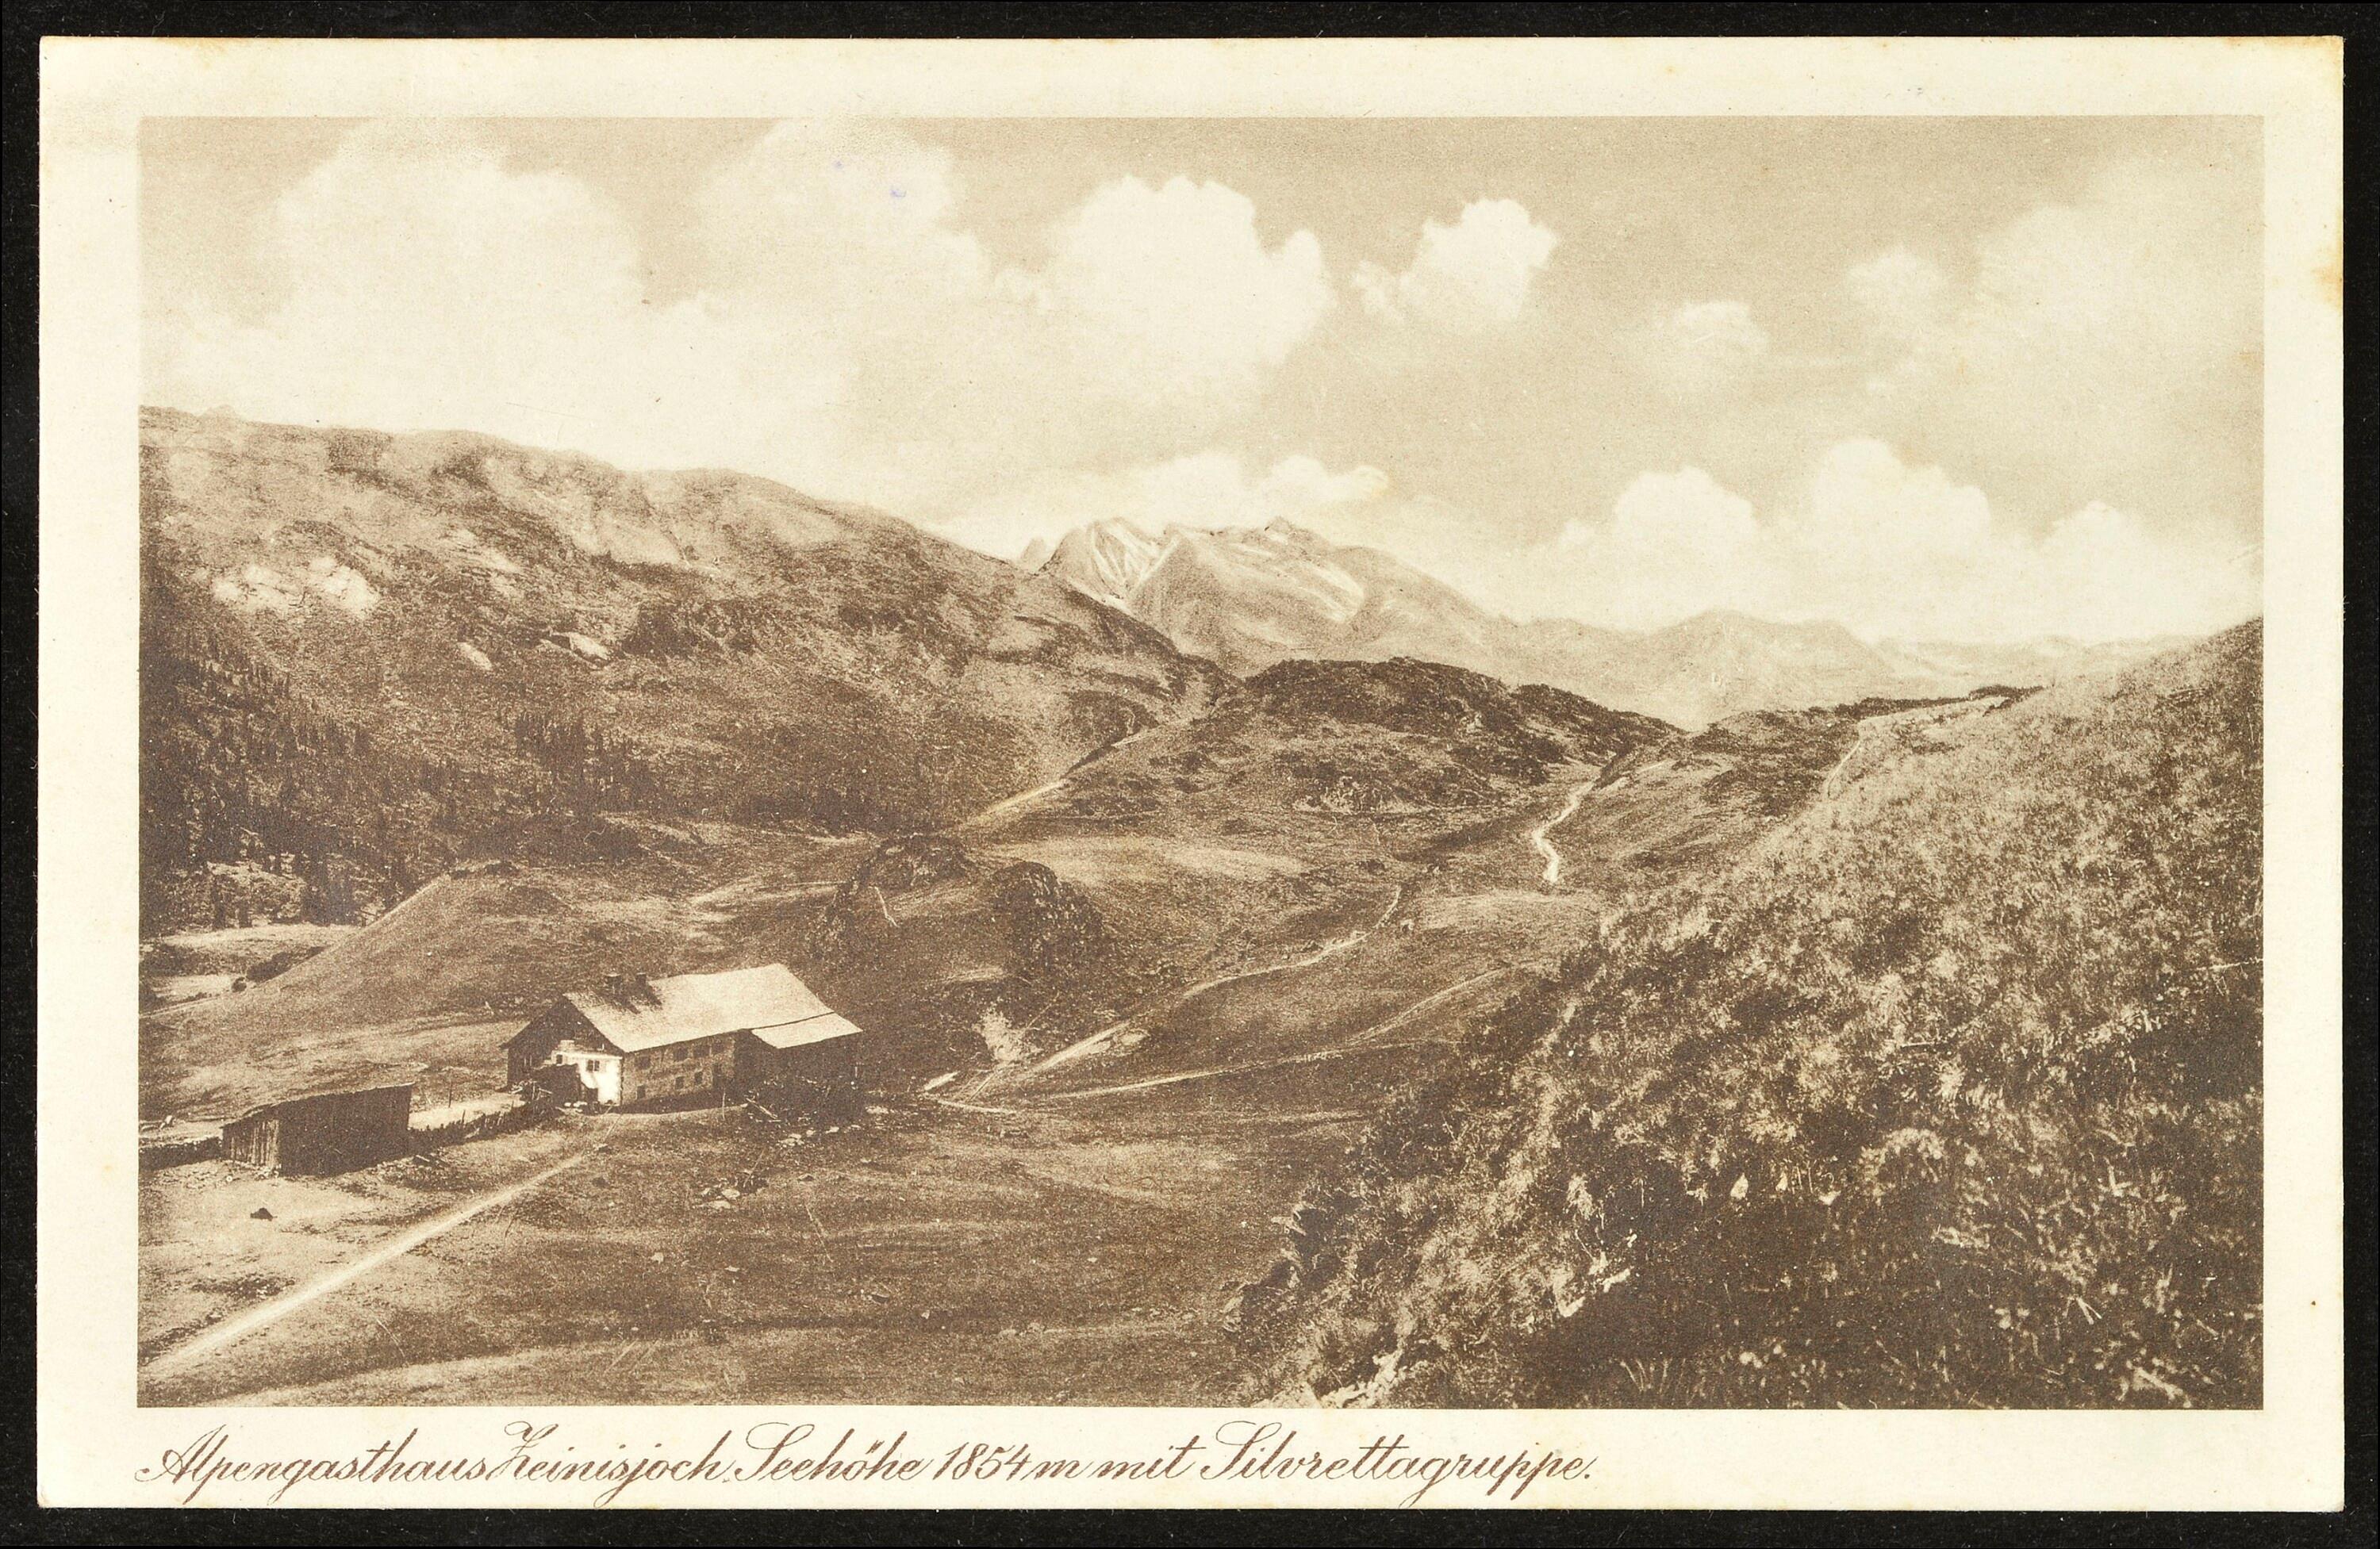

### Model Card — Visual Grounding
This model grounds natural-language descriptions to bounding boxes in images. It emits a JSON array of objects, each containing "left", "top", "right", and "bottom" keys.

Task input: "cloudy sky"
[{"left": 144, "top": 115, "right": 2263, "bottom": 642}]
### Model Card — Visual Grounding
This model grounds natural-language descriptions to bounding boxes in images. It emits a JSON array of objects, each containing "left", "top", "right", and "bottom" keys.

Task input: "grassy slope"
[
  {"left": 1245, "top": 623, "right": 2263, "bottom": 1409},
  {"left": 140, "top": 408, "right": 1222, "bottom": 932},
  {"left": 139, "top": 827, "right": 868, "bottom": 1115},
  {"left": 1002, "top": 655, "right": 1672, "bottom": 838},
  {"left": 145, "top": 657, "right": 1681, "bottom": 1116},
  {"left": 141, "top": 646, "right": 2043, "bottom": 1408},
  {"left": 140, "top": 821, "right": 1140, "bottom": 1113}
]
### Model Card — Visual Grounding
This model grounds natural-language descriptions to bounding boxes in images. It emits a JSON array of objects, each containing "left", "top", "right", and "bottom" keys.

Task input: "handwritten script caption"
[{"left": 139, "top": 1418, "right": 1599, "bottom": 1507}]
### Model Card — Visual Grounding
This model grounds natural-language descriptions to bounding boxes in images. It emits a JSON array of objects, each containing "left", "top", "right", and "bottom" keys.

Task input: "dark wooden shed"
[{"left": 221, "top": 1083, "right": 415, "bottom": 1175}]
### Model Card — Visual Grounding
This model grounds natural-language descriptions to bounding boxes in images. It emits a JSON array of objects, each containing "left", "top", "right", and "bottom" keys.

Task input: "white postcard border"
[{"left": 37, "top": 34, "right": 2344, "bottom": 1510}]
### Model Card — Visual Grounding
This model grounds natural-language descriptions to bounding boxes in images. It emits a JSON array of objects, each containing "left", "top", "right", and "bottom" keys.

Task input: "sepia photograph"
[
  {"left": 127, "top": 106, "right": 2272, "bottom": 1413},
  {"left": 35, "top": 30, "right": 2345, "bottom": 1513}
]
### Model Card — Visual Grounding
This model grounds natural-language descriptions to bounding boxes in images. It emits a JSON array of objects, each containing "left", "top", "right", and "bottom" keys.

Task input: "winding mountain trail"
[
  {"left": 966, "top": 773, "right": 1075, "bottom": 826},
  {"left": 1042, "top": 964, "right": 1519, "bottom": 1102},
  {"left": 962, "top": 727, "right": 1154, "bottom": 827},
  {"left": 1816, "top": 692, "right": 2007, "bottom": 801},
  {"left": 931, "top": 962, "right": 1518, "bottom": 1115},
  {"left": 674, "top": 726, "right": 1161, "bottom": 938},
  {"left": 1012, "top": 883, "right": 1405, "bottom": 1081},
  {"left": 1047, "top": 1037, "right": 1452, "bottom": 1102},
  {"left": 1529, "top": 780, "right": 1595, "bottom": 887}
]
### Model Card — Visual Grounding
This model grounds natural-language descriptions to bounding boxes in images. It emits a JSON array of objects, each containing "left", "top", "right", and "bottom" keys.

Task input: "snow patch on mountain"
[{"left": 1028, "top": 514, "right": 2190, "bottom": 726}]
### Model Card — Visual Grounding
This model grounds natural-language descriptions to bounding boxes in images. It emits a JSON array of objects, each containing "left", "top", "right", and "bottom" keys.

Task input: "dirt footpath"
[
  {"left": 141, "top": 1095, "right": 1363, "bottom": 1406},
  {"left": 140, "top": 884, "right": 1545, "bottom": 1409}
]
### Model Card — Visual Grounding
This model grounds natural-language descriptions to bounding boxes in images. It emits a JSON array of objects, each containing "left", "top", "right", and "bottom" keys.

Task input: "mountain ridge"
[
  {"left": 138, "top": 407, "right": 1230, "bottom": 934},
  {"left": 1030, "top": 515, "right": 2192, "bottom": 727}
]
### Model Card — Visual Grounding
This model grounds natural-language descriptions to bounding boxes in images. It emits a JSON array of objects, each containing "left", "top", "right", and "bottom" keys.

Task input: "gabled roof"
[{"left": 543, "top": 964, "right": 861, "bottom": 1054}]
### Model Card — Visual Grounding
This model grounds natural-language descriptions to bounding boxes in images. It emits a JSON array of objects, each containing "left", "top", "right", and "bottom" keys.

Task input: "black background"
[{"left": 1, "top": 5, "right": 2369, "bottom": 1544}]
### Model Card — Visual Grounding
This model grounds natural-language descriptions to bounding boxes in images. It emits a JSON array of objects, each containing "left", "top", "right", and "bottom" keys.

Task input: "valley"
[
  {"left": 138, "top": 659, "right": 2001, "bottom": 1406},
  {"left": 134, "top": 411, "right": 2255, "bottom": 1413},
  {"left": 140, "top": 758, "right": 1603, "bottom": 1405}
]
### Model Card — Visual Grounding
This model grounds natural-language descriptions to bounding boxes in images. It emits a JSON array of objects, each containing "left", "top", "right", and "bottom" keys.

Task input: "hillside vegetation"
[
  {"left": 140, "top": 408, "right": 1221, "bottom": 933},
  {"left": 144, "top": 646, "right": 1688, "bottom": 1115},
  {"left": 1241, "top": 623, "right": 2263, "bottom": 1409},
  {"left": 1015, "top": 655, "right": 1674, "bottom": 830}
]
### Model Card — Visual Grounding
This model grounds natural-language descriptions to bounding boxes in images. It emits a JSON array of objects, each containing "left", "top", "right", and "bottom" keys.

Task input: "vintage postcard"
[{"left": 37, "top": 34, "right": 2343, "bottom": 1510}]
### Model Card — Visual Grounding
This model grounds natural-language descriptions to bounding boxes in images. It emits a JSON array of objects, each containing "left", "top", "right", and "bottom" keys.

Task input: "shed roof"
[
  {"left": 228, "top": 1082, "right": 415, "bottom": 1129},
  {"left": 545, "top": 964, "right": 860, "bottom": 1054},
  {"left": 744, "top": 1009, "right": 864, "bottom": 1051}
]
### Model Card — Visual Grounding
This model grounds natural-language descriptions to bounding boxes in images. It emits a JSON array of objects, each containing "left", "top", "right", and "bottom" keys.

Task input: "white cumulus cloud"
[
  {"left": 1804, "top": 439, "right": 1995, "bottom": 560},
  {"left": 1355, "top": 197, "right": 1558, "bottom": 332},
  {"left": 148, "top": 121, "right": 1338, "bottom": 520},
  {"left": 1552, "top": 468, "right": 1775, "bottom": 629},
  {"left": 1530, "top": 441, "right": 2255, "bottom": 642},
  {"left": 150, "top": 121, "right": 752, "bottom": 476},
  {"left": 1854, "top": 160, "right": 2261, "bottom": 524},
  {"left": 1038, "top": 177, "right": 1335, "bottom": 401}
]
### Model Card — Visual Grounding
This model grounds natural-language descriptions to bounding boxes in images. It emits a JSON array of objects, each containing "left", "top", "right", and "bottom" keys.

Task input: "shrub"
[{"left": 1245, "top": 625, "right": 2263, "bottom": 1410}]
